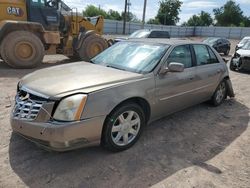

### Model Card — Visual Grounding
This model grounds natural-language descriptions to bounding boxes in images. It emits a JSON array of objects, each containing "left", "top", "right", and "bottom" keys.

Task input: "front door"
[{"left": 154, "top": 45, "right": 199, "bottom": 118}]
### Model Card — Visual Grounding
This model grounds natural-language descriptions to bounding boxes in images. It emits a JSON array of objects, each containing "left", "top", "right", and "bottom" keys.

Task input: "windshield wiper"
[
  {"left": 106, "top": 65, "right": 126, "bottom": 71},
  {"left": 89, "top": 60, "right": 95, "bottom": 64}
]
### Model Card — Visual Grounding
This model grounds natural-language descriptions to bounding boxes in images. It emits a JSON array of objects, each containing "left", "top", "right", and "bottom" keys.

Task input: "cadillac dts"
[{"left": 11, "top": 39, "right": 234, "bottom": 151}]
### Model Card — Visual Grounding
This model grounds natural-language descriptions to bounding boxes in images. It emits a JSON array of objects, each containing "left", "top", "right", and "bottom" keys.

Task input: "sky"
[{"left": 63, "top": 0, "right": 250, "bottom": 24}]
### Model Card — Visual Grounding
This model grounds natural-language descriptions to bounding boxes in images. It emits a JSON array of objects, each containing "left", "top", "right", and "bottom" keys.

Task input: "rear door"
[
  {"left": 192, "top": 44, "right": 224, "bottom": 101},
  {"left": 154, "top": 45, "right": 199, "bottom": 118}
]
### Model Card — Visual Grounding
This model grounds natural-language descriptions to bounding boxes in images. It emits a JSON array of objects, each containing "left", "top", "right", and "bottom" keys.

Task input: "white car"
[
  {"left": 230, "top": 41, "right": 250, "bottom": 71},
  {"left": 236, "top": 36, "right": 250, "bottom": 51}
]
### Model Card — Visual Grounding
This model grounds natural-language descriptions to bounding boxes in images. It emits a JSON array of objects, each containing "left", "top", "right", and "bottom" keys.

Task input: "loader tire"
[
  {"left": 0, "top": 31, "right": 44, "bottom": 69},
  {"left": 78, "top": 34, "right": 108, "bottom": 61}
]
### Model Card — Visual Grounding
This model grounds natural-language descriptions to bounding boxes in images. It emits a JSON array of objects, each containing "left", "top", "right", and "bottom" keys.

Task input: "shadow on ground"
[{"left": 8, "top": 99, "right": 249, "bottom": 188}]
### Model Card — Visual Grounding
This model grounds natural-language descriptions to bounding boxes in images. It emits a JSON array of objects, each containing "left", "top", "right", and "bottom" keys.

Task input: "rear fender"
[{"left": 225, "top": 78, "right": 235, "bottom": 98}]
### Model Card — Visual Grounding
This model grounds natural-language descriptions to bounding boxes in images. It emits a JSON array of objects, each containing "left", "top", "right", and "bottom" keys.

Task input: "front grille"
[{"left": 13, "top": 90, "right": 46, "bottom": 121}]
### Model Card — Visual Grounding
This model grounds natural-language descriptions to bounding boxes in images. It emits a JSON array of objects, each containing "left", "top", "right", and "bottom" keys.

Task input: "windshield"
[
  {"left": 239, "top": 38, "right": 250, "bottom": 45},
  {"left": 129, "top": 30, "right": 150, "bottom": 38},
  {"left": 203, "top": 38, "right": 219, "bottom": 44},
  {"left": 242, "top": 41, "right": 250, "bottom": 50},
  {"left": 91, "top": 42, "right": 169, "bottom": 74}
]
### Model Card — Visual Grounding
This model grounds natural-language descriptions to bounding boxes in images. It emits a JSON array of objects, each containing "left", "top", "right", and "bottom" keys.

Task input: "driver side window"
[
  {"left": 31, "top": 0, "right": 45, "bottom": 6},
  {"left": 167, "top": 45, "right": 192, "bottom": 68}
]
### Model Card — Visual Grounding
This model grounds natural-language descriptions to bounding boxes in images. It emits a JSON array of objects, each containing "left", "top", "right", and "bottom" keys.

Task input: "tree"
[
  {"left": 185, "top": 11, "right": 213, "bottom": 26},
  {"left": 147, "top": 18, "right": 160, "bottom": 25},
  {"left": 155, "top": 0, "right": 182, "bottom": 25},
  {"left": 83, "top": 5, "right": 107, "bottom": 18},
  {"left": 83, "top": 5, "right": 123, "bottom": 21},
  {"left": 107, "top": 10, "right": 122, "bottom": 20},
  {"left": 240, "top": 16, "right": 250, "bottom": 27},
  {"left": 121, "top": 12, "right": 140, "bottom": 22},
  {"left": 213, "top": 0, "right": 244, "bottom": 26}
]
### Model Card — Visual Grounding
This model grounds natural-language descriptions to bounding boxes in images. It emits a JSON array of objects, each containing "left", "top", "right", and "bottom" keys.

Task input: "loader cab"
[{"left": 26, "top": 0, "right": 60, "bottom": 31}]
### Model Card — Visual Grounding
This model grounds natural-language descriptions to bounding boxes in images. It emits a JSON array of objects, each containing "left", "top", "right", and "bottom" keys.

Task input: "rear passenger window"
[
  {"left": 167, "top": 45, "right": 192, "bottom": 68},
  {"left": 193, "top": 45, "right": 218, "bottom": 66},
  {"left": 207, "top": 47, "right": 219, "bottom": 64}
]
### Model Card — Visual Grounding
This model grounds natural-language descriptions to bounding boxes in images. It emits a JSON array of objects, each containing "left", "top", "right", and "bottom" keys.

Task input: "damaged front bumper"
[
  {"left": 231, "top": 56, "right": 250, "bottom": 71},
  {"left": 11, "top": 115, "right": 106, "bottom": 151}
]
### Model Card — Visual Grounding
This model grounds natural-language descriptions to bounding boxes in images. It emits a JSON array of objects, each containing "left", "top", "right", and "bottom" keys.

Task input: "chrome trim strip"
[{"left": 160, "top": 83, "right": 213, "bottom": 101}]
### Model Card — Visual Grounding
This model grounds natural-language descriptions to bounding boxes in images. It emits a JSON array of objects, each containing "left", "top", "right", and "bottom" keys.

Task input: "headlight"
[{"left": 53, "top": 94, "right": 87, "bottom": 121}]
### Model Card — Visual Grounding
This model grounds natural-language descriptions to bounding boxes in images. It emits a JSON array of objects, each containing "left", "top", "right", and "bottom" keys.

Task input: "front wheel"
[
  {"left": 102, "top": 103, "right": 145, "bottom": 152},
  {"left": 211, "top": 80, "right": 227, "bottom": 106}
]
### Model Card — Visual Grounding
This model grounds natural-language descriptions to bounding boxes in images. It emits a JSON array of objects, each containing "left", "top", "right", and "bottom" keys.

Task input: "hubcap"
[
  {"left": 15, "top": 42, "right": 34, "bottom": 60},
  {"left": 216, "top": 82, "right": 226, "bottom": 103},
  {"left": 90, "top": 43, "right": 102, "bottom": 56},
  {"left": 111, "top": 111, "right": 141, "bottom": 146}
]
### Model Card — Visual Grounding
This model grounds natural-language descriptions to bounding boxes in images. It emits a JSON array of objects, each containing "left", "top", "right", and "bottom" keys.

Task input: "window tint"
[
  {"left": 193, "top": 45, "right": 218, "bottom": 65},
  {"left": 149, "top": 31, "right": 170, "bottom": 38},
  {"left": 167, "top": 45, "right": 192, "bottom": 68},
  {"left": 149, "top": 31, "right": 158, "bottom": 38}
]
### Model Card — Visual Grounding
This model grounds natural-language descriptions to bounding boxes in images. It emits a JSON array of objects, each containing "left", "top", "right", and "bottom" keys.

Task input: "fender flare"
[{"left": 0, "top": 21, "right": 45, "bottom": 44}]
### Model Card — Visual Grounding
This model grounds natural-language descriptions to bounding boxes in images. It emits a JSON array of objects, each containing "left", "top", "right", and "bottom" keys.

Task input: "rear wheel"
[
  {"left": 0, "top": 31, "right": 44, "bottom": 68},
  {"left": 77, "top": 33, "right": 108, "bottom": 61},
  {"left": 224, "top": 48, "right": 230, "bottom": 56},
  {"left": 102, "top": 103, "right": 145, "bottom": 152},
  {"left": 211, "top": 80, "right": 227, "bottom": 106}
]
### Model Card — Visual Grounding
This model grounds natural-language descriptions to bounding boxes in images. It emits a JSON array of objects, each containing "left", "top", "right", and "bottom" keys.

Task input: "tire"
[
  {"left": 102, "top": 103, "right": 145, "bottom": 152},
  {"left": 229, "top": 59, "right": 236, "bottom": 71},
  {"left": 211, "top": 80, "right": 227, "bottom": 106},
  {"left": 78, "top": 33, "right": 108, "bottom": 61},
  {"left": 237, "top": 58, "right": 245, "bottom": 72},
  {"left": 0, "top": 31, "right": 44, "bottom": 68},
  {"left": 224, "top": 48, "right": 230, "bottom": 56}
]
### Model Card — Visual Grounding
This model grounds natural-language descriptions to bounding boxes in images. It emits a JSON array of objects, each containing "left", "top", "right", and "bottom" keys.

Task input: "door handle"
[{"left": 217, "top": 69, "right": 221, "bottom": 74}]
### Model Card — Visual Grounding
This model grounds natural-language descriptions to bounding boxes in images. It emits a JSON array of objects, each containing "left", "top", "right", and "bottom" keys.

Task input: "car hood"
[
  {"left": 19, "top": 62, "right": 142, "bottom": 98},
  {"left": 237, "top": 49, "right": 250, "bottom": 57}
]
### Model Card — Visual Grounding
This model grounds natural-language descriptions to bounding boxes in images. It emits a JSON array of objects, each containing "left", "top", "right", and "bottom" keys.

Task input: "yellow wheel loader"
[{"left": 0, "top": 0, "right": 108, "bottom": 68}]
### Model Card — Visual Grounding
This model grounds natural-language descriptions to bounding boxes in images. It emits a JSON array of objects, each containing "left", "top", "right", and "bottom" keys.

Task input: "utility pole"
[
  {"left": 142, "top": 0, "right": 147, "bottom": 29},
  {"left": 127, "top": 0, "right": 131, "bottom": 20},
  {"left": 127, "top": 0, "right": 131, "bottom": 33},
  {"left": 123, "top": 0, "right": 128, "bottom": 34}
]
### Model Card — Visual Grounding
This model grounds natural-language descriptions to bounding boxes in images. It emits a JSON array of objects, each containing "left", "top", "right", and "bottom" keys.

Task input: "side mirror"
[{"left": 159, "top": 62, "right": 184, "bottom": 74}]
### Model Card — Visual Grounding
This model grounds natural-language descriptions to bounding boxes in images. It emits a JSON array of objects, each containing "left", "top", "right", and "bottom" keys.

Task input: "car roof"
[
  {"left": 126, "top": 38, "right": 203, "bottom": 46},
  {"left": 133, "top": 29, "right": 169, "bottom": 32}
]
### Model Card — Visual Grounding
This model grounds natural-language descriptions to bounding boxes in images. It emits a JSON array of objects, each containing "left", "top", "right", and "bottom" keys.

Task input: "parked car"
[
  {"left": 114, "top": 29, "right": 170, "bottom": 43},
  {"left": 235, "top": 36, "right": 250, "bottom": 51},
  {"left": 11, "top": 39, "right": 234, "bottom": 152},
  {"left": 203, "top": 37, "right": 231, "bottom": 55},
  {"left": 230, "top": 41, "right": 250, "bottom": 71}
]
